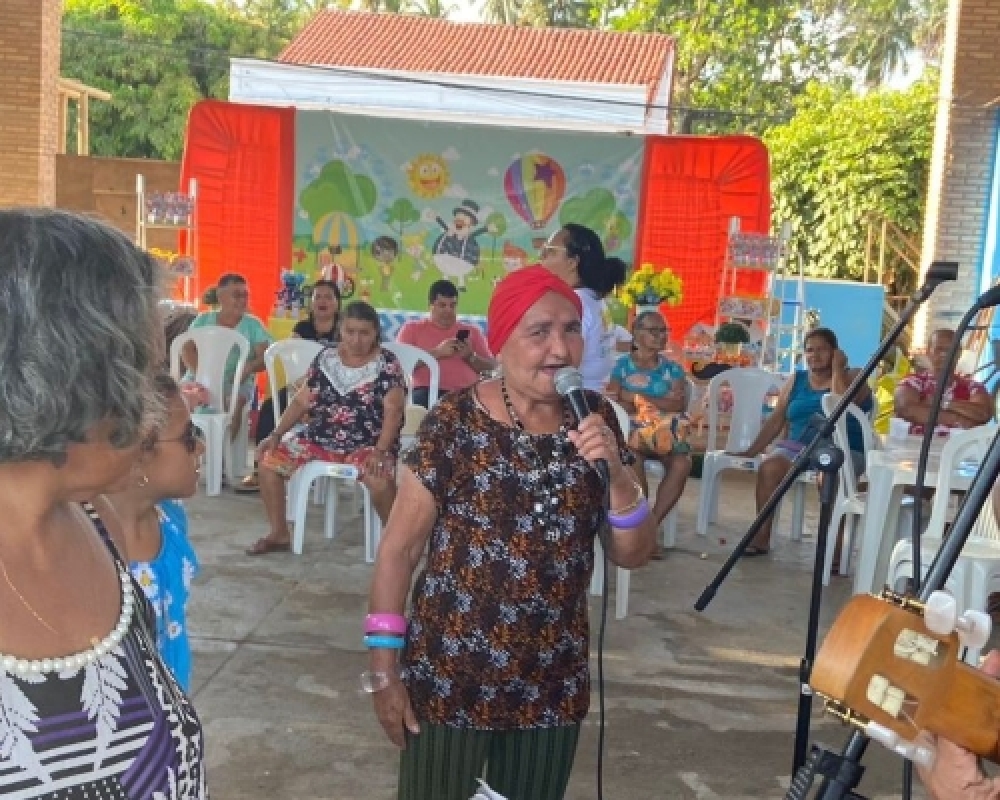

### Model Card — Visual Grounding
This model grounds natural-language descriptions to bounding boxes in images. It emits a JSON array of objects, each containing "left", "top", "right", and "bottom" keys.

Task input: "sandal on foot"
[
  {"left": 745, "top": 545, "right": 770, "bottom": 557},
  {"left": 246, "top": 537, "right": 291, "bottom": 556}
]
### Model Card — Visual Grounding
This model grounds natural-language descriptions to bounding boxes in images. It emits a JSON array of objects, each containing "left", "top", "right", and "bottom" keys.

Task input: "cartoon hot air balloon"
[
  {"left": 313, "top": 212, "right": 358, "bottom": 252},
  {"left": 504, "top": 153, "right": 567, "bottom": 230}
]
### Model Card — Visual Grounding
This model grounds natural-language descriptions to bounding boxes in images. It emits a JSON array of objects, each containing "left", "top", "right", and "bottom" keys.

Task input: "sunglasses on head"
[{"left": 158, "top": 420, "right": 204, "bottom": 453}]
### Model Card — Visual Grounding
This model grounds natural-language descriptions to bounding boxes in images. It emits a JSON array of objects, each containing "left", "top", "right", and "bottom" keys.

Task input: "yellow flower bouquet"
[{"left": 618, "top": 263, "right": 683, "bottom": 308}]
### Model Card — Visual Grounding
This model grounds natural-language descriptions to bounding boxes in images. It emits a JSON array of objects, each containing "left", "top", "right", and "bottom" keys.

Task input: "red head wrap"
[{"left": 487, "top": 264, "right": 582, "bottom": 354}]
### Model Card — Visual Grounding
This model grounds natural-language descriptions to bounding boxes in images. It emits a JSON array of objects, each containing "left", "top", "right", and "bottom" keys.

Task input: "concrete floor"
[{"left": 184, "top": 472, "right": 929, "bottom": 800}]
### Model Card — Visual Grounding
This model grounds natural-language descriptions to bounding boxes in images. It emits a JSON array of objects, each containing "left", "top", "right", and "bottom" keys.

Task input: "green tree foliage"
[
  {"left": 484, "top": 210, "right": 508, "bottom": 263},
  {"left": 384, "top": 198, "right": 421, "bottom": 237},
  {"left": 61, "top": 0, "right": 322, "bottom": 160},
  {"left": 300, "top": 160, "right": 378, "bottom": 226},
  {"left": 591, "top": 0, "right": 944, "bottom": 131},
  {"left": 764, "top": 78, "right": 936, "bottom": 284}
]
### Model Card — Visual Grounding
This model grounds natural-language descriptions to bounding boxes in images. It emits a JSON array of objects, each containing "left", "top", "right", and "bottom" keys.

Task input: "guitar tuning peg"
[
  {"left": 921, "top": 591, "right": 991, "bottom": 649},
  {"left": 923, "top": 591, "right": 958, "bottom": 635},
  {"left": 955, "top": 610, "right": 991, "bottom": 651}
]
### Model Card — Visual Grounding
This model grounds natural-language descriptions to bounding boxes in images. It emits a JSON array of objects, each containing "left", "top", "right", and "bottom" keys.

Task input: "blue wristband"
[{"left": 364, "top": 633, "right": 405, "bottom": 650}]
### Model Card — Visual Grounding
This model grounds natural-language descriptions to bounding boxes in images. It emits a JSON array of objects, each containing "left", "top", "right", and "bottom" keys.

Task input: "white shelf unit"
[
  {"left": 136, "top": 174, "right": 199, "bottom": 306},
  {"left": 716, "top": 218, "right": 802, "bottom": 375}
]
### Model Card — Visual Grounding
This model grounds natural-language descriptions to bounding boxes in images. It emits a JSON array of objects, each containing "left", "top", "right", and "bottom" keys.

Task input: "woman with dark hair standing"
[{"left": 540, "top": 223, "right": 627, "bottom": 391}]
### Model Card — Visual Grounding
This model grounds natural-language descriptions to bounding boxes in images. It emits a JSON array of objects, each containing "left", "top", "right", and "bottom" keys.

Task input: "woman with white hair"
[{"left": 0, "top": 210, "right": 207, "bottom": 798}]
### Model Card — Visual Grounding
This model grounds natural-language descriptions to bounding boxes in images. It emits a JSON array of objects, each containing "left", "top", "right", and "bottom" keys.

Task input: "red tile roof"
[{"left": 279, "top": 11, "right": 673, "bottom": 98}]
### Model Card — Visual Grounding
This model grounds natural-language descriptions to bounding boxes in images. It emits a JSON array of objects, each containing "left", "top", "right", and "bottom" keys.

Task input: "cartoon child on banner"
[
  {"left": 371, "top": 236, "right": 399, "bottom": 292},
  {"left": 425, "top": 199, "right": 487, "bottom": 291}
]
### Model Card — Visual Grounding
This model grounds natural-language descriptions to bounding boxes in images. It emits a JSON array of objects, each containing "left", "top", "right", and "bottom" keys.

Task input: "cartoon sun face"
[{"left": 407, "top": 154, "right": 450, "bottom": 199}]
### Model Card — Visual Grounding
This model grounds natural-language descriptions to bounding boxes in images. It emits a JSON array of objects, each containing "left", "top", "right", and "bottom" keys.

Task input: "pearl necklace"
[{"left": 0, "top": 566, "right": 135, "bottom": 678}]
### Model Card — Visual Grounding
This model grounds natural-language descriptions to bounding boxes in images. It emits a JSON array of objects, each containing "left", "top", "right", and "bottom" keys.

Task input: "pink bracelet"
[
  {"left": 608, "top": 498, "right": 650, "bottom": 530},
  {"left": 365, "top": 613, "right": 407, "bottom": 636}
]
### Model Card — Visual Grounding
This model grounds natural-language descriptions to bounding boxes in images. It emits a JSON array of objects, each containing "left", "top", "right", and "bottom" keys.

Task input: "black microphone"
[
  {"left": 973, "top": 283, "right": 1000, "bottom": 310},
  {"left": 554, "top": 366, "right": 610, "bottom": 485}
]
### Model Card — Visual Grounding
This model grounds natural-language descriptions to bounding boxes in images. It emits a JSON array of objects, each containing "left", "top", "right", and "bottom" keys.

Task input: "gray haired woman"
[{"left": 0, "top": 210, "right": 208, "bottom": 798}]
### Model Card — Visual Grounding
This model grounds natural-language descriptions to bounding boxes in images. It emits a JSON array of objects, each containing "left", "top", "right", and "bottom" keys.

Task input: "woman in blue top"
[
  {"left": 608, "top": 311, "right": 692, "bottom": 556},
  {"left": 731, "top": 327, "right": 872, "bottom": 555},
  {"left": 108, "top": 374, "right": 205, "bottom": 689}
]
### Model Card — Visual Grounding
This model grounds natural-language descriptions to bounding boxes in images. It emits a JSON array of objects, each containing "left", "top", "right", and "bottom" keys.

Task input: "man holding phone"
[{"left": 397, "top": 279, "right": 495, "bottom": 407}]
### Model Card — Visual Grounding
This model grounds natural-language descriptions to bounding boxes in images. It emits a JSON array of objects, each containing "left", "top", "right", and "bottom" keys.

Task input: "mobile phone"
[{"left": 456, "top": 329, "right": 470, "bottom": 343}]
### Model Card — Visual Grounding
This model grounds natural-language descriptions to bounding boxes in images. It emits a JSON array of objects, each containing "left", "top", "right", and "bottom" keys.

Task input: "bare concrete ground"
[{"left": 185, "top": 473, "right": 935, "bottom": 799}]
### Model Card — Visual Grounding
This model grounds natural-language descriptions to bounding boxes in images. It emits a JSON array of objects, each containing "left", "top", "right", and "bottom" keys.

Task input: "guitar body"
[{"left": 811, "top": 594, "right": 1000, "bottom": 761}]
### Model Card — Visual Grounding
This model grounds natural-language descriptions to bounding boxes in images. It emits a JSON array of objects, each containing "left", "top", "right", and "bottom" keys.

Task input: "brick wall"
[
  {"left": 0, "top": 0, "right": 62, "bottom": 206},
  {"left": 918, "top": 0, "right": 1000, "bottom": 342}
]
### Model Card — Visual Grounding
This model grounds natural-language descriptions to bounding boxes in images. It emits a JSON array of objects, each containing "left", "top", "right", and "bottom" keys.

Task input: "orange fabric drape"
[
  {"left": 179, "top": 100, "right": 295, "bottom": 323},
  {"left": 634, "top": 135, "right": 772, "bottom": 336}
]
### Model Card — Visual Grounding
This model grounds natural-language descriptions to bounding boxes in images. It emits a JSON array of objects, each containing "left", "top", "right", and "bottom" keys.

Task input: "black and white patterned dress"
[{"left": 0, "top": 506, "right": 208, "bottom": 799}]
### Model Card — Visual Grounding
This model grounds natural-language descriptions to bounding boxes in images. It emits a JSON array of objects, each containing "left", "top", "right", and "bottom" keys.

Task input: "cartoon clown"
[{"left": 429, "top": 199, "right": 487, "bottom": 290}]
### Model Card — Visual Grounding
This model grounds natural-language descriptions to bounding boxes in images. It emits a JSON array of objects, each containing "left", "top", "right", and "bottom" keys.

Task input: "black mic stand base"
[{"left": 786, "top": 743, "right": 868, "bottom": 800}]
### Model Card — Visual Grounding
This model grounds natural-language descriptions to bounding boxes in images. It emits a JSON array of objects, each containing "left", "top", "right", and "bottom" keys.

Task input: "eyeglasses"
[
  {"left": 159, "top": 421, "right": 204, "bottom": 453},
  {"left": 540, "top": 245, "right": 568, "bottom": 257},
  {"left": 638, "top": 327, "right": 670, "bottom": 336}
]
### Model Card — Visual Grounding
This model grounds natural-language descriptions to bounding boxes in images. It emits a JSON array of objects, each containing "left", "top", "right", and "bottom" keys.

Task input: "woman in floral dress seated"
[{"left": 249, "top": 301, "right": 407, "bottom": 555}]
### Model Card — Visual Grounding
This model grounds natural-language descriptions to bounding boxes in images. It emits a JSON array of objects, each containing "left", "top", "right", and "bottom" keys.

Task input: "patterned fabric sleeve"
[
  {"left": 401, "top": 398, "right": 458, "bottom": 509},
  {"left": 379, "top": 348, "right": 408, "bottom": 394},
  {"left": 588, "top": 390, "right": 636, "bottom": 467}
]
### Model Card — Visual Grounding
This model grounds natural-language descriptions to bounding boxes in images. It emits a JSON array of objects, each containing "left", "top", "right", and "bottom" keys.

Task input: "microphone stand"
[{"left": 693, "top": 265, "right": 957, "bottom": 791}]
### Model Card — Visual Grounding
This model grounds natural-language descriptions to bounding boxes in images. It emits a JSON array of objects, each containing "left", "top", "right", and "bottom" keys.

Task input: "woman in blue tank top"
[{"left": 729, "top": 328, "right": 872, "bottom": 555}]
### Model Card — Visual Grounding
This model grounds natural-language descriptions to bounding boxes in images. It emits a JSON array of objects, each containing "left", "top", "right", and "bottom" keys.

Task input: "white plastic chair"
[
  {"left": 888, "top": 424, "right": 1000, "bottom": 661},
  {"left": 264, "top": 339, "right": 324, "bottom": 419},
  {"left": 265, "top": 338, "right": 329, "bottom": 507},
  {"left": 589, "top": 398, "right": 678, "bottom": 619},
  {"left": 170, "top": 327, "right": 250, "bottom": 496},
  {"left": 383, "top": 341, "right": 441, "bottom": 409},
  {"left": 697, "top": 368, "right": 784, "bottom": 535},
  {"left": 819, "top": 393, "right": 900, "bottom": 585}
]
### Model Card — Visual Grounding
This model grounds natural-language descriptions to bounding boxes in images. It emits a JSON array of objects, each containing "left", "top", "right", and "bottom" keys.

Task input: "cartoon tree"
[
  {"left": 384, "top": 198, "right": 421, "bottom": 238},
  {"left": 484, "top": 211, "right": 508, "bottom": 271},
  {"left": 299, "top": 160, "right": 378, "bottom": 227},
  {"left": 558, "top": 188, "right": 618, "bottom": 240}
]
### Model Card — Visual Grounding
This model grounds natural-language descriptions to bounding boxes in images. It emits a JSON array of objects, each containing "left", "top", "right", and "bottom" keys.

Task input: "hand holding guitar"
[{"left": 918, "top": 650, "right": 1000, "bottom": 800}]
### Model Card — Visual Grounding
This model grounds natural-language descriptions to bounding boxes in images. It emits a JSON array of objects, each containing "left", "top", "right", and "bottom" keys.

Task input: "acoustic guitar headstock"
[{"left": 810, "top": 590, "right": 999, "bottom": 766}]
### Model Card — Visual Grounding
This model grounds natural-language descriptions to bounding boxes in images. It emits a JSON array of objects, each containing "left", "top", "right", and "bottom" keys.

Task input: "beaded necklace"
[
  {"left": 500, "top": 379, "right": 574, "bottom": 526},
  {"left": 0, "top": 565, "right": 135, "bottom": 678}
]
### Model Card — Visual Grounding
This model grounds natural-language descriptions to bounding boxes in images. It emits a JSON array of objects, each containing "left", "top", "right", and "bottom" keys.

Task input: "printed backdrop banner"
[{"left": 291, "top": 111, "right": 644, "bottom": 315}]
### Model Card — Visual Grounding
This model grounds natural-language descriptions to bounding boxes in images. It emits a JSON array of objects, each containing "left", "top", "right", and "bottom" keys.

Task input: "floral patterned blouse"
[
  {"left": 301, "top": 346, "right": 406, "bottom": 456},
  {"left": 401, "top": 386, "right": 633, "bottom": 730},
  {"left": 129, "top": 500, "right": 199, "bottom": 692}
]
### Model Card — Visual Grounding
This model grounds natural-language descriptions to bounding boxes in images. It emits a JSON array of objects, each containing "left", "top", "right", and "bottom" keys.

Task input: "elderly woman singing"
[
  {"left": 366, "top": 266, "right": 656, "bottom": 800},
  {"left": 0, "top": 210, "right": 207, "bottom": 798}
]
